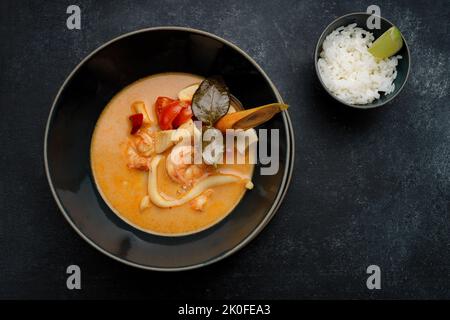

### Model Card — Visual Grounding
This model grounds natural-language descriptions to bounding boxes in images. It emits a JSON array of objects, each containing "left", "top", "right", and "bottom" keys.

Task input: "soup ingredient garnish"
[
  {"left": 127, "top": 142, "right": 150, "bottom": 170},
  {"left": 147, "top": 155, "right": 241, "bottom": 208},
  {"left": 154, "top": 120, "right": 195, "bottom": 154},
  {"left": 132, "top": 101, "right": 151, "bottom": 125},
  {"left": 134, "top": 131, "right": 155, "bottom": 157},
  {"left": 166, "top": 145, "right": 210, "bottom": 186},
  {"left": 155, "top": 130, "right": 175, "bottom": 154},
  {"left": 318, "top": 23, "right": 401, "bottom": 105},
  {"left": 127, "top": 129, "right": 156, "bottom": 170},
  {"left": 192, "top": 77, "right": 230, "bottom": 126},
  {"left": 215, "top": 103, "right": 288, "bottom": 132},
  {"left": 129, "top": 113, "right": 143, "bottom": 134},
  {"left": 156, "top": 99, "right": 193, "bottom": 130},
  {"left": 155, "top": 96, "right": 176, "bottom": 119},
  {"left": 158, "top": 101, "right": 183, "bottom": 130},
  {"left": 178, "top": 83, "right": 200, "bottom": 101},
  {"left": 190, "top": 189, "right": 214, "bottom": 211},
  {"left": 172, "top": 103, "right": 193, "bottom": 128},
  {"left": 368, "top": 26, "right": 403, "bottom": 59},
  {"left": 140, "top": 195, "right": 150, "bottom": 210}
]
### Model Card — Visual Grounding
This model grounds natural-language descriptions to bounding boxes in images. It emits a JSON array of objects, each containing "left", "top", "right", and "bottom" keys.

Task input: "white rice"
[{"left": 318, "top": 23, "right": 401, "bottom": 105}]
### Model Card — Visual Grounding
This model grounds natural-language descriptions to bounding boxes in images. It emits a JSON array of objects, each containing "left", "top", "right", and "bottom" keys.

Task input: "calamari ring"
[{"left": 146, "top": 155, "right": 241, "bottom": 208}]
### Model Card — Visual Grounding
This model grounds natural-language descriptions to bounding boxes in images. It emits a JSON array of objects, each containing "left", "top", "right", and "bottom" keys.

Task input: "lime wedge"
[{"left": 368, "top": 26, "right": 403, "bottom": 59}]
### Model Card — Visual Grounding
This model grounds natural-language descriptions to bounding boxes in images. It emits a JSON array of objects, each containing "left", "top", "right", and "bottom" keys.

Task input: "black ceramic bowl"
[
  {"left": 45, "top": 27, "right": 294, "bottom": 271},
  {"left": 314, "top": 12, "right": 410, "bottom": 108}
]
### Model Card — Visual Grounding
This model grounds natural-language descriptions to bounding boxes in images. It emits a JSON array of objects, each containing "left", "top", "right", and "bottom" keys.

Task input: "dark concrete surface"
[{"left": 0, "top": 0, "right": 449, "bottom": 299}]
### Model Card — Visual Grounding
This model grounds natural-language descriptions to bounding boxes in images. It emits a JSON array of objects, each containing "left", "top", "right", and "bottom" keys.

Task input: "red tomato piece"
[
  {"left": 155, "top": 96, "right": 175, "bottom": 120},
  {"left": 172, "top": 102, "right": 193, "bottom": 128},
  {"left": 158, "top": 101, "right": 184, "bottom": 130}
]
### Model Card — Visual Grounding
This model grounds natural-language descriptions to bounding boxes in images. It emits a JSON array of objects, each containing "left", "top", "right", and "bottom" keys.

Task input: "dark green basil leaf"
[{"left": 191, "top": 77, "right": 230, "bottom": 126}]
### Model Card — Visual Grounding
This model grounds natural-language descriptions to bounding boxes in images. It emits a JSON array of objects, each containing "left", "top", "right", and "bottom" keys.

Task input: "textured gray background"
[{"left": 0, "top": 0, "right": 449, "bottom": 299}]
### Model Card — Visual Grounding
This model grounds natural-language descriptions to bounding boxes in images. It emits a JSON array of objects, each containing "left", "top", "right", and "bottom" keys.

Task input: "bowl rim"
[
  {"left": 44, "top": 26, "right": 295, "bottom": 271},
  {"left": 314, "top": 12, "right": 411, "bottom": 109}
]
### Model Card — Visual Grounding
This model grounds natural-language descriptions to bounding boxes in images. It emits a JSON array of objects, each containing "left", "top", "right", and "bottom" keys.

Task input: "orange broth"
[{"left": 90, "top": 73, "right": 254, "bottom": 236}]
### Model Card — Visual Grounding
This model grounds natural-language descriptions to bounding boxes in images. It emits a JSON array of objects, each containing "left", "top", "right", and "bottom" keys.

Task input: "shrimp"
[
  {"left": 166, "top": 146, "right": 210, "bottom": 187},
  {"left": 127, "top": 129, "right": 155, "bottom": 170},
  {"left": 127, "top": 145, "right": 150, "bottom": 170},
  {"left": 135, "top": 131, "right": 155, "bottom": 157},
  {"left": 190, "top": 189, "right": 214, "bottom": 211}
]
